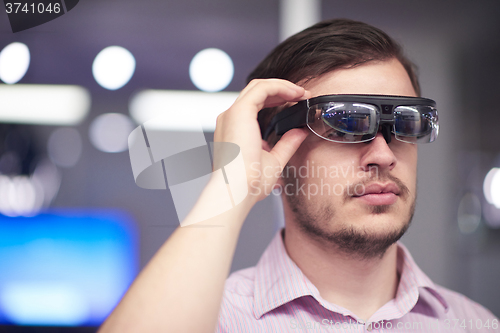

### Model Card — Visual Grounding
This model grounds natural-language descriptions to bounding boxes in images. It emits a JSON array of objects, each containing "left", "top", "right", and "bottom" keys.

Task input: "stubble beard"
[{"left": 283, "top": 169, "right": 416, "bottom": 260}]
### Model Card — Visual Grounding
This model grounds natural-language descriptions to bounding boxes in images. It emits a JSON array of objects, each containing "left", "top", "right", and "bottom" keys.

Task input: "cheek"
[
  {"left": 298, "top": 143, "right": 364, "bottom": 187},
  {"left": 302, "top": 159, "right": 359, "bottom": 199},
  {"left": 395, "top": 145, "right": 418, "bottom": 190}
]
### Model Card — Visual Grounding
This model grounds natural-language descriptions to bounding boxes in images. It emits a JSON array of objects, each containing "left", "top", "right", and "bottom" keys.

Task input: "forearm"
[
  {"left": 99, "top": 78, "right": 309, "bottom": 333},
  {"left": 99, "top": 180, "right": 256, "bottom": 333}
]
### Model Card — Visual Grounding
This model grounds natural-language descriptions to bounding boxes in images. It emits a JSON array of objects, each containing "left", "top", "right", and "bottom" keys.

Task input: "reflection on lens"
[
  {"left": 394, "top": 106, "right": 438, "bottom": 143},
  {"left": 307, "top": 102, "right": 378, "bottom": 143},
  {"left": 323, "top": 110, "right": 372, "bottom": 134},
  {"left": 394, "top": 106, "right": 421, "bottom": 135}
]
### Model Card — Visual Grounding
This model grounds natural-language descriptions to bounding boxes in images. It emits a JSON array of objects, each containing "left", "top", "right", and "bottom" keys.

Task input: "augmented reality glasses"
[{"left": 261, "top": 94, "right": 439, "bottom": 144}]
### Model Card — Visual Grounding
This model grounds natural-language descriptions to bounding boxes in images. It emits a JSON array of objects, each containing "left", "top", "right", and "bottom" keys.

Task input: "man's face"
[{"left": 280, "top": 58, "right": 418, "bottom": 259}]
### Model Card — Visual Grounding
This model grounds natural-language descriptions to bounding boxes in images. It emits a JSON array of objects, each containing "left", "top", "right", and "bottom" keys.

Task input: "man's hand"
[{"left": 214, "top": 79, "right": 311, "bottom": 203}]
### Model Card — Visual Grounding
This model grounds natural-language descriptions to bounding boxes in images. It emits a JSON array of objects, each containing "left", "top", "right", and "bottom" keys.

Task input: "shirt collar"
[
  {"left": 252, "top": 229, "right": 448, "bottom": 319},
  {"left": 394, "top": 241, "right": 449, "bottom": 314},
  {"left": 252, "top": 229, "right": 319, "bottom": 319}
]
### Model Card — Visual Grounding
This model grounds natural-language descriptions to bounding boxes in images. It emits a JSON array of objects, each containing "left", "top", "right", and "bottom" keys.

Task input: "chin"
[
  {"left": 346, "top": 213, "right": 410, "bottom": 234},
  {"left": 369, "top": 204, "right": 392, "bottom": 214},
  {"left": 300, "top": 216, "right": 411, "bottom": 260}
]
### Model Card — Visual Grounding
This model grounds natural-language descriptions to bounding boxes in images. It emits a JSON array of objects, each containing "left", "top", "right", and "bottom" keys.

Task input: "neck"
[{"left": 283, "top": 224, "right": 400, "bottom": 321}]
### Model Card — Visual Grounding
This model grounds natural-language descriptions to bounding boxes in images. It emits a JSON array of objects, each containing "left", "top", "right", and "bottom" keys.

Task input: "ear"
[{"left": 262, "top": 139, "right": 272, "bottom": 152}]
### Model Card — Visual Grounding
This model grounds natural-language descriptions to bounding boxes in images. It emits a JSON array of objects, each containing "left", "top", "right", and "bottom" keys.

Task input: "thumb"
[{"left": 268, "top": 128, "right": 309, "bottom": 173}]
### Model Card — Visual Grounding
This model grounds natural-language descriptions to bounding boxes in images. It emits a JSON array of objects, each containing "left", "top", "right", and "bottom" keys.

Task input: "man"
[{"left": 99, "top": 19, "right": 498, "bottom": 333}]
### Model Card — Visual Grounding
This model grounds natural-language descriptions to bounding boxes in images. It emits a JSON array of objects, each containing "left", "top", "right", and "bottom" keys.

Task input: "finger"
[
  {"left": 237, "top": 79, "right": 306, "bottom": 107},
  {"left": 237, "top": 78, "right": 299, "bottom": 98},
  {"left": 263, "top": 90, "right": 311, "bottom": 108},
  {"left": 267, "top": 127, "right": 309, "bottom": 173},
  {"left": 233, "top": 80, "right": 306, "bottom": 114},
  {"left": 234, "top": 79, "right": 261, "bottom": 102}
]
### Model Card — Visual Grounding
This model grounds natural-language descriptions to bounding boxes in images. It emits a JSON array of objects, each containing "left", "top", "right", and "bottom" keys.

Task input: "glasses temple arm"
[{"left": 260, "top": 100, "right": 308, "bottom": 140}]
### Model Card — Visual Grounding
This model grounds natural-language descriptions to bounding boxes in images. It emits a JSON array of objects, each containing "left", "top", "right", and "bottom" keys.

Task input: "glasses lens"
[
  {"left": 307, "top": 102, "right": 379, "bottom": 143},
  {"left": 394, "top": 106, "right": 439, "bottom": 143}
]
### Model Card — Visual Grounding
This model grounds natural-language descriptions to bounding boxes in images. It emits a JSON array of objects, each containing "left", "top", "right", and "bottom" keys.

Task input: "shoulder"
[{"left": 433, "top": 284, "right": 498, "bottom": 320}]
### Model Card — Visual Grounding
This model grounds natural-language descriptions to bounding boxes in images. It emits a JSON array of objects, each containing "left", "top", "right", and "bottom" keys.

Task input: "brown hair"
[{"left": 247, "top": 18, "right": 420, "bottom": 146}]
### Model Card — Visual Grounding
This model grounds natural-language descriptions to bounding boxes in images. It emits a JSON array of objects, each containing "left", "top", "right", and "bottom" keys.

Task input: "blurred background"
[{"left": 0, "top": 0, "right": 499, "bottom": 331}]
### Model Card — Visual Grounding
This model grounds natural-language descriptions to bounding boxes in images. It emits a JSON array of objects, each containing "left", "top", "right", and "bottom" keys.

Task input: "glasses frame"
[{"left": 261, "top": 94, "right": 438, "bottom": 144}]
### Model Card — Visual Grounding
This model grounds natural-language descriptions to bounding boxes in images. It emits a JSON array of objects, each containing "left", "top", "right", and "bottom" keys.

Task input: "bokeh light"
[
  {"left": 0, "top": 175, "right": 43, "bottom": 217},
  {"left": 483, "top": 167, "right": 500, "bottom": 208},
  {"left": 129, "top": 90, "right": 238, "bottom": 131},
  {"left": 32, "top": 159, "right": 61, "bottom": 207},
  {"left": 189, "top": 48, "right": 234, "bottom": 92},
  {"left": 47, "top": 128, "right": 82, "bottom": 168},
  {"left": 92, "top": 46, "right": 136, "bottom": 90},
  {"left": 0, "top": 85, "right": 90, "bottom": 125},
  {"left": 89, "top": 113, "right": 134, "bottom": 153},
  {"left": 0, "top": 42, "right": 30, "bottom": 84},
  {"left": 457, "top": 192, "right": 481, "bottom": 234}
]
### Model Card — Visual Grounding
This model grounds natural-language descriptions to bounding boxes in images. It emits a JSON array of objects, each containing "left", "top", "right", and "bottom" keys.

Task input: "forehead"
[{"left": 302, "top": 58, "right": 417, "bottom": 98}]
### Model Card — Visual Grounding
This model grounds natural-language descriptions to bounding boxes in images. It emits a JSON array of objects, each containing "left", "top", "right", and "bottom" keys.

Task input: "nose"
[{"left": 359, "top": 132, "right": 397, "bottom": 173}]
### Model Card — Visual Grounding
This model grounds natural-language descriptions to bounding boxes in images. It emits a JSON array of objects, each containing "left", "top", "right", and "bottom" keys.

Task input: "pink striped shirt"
[{"left": 217, "top": 230, "right": 499, "bottom": 332}]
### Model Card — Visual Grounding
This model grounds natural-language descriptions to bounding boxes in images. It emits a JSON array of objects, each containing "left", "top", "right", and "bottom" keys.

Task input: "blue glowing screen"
[{"left": 0, "top": 210, "right": 138, "bottom": 326}]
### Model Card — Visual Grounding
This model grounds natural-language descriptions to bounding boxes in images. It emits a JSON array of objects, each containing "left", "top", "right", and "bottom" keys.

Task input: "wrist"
[{"left": 179, "top": 171, "right": 255, "bottom": 229}]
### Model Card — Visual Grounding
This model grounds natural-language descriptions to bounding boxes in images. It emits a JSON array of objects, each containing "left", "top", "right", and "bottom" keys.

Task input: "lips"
[
  {"left": 356, "top": 183, "right": 400, "bottom": 196},
  {"left": 352, "top": 182, "right": 400, "bottom": 205}
]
